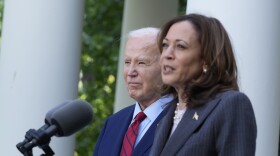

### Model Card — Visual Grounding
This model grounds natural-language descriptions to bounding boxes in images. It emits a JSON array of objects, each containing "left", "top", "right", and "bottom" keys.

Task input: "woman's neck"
[{"left": 176, "top": 88, "right": 188, "bottom": 109}]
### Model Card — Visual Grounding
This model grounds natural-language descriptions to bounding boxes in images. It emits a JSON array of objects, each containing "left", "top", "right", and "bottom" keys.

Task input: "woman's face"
[{"left": 160, "top": 21, "right": 203, "bottom": 89}]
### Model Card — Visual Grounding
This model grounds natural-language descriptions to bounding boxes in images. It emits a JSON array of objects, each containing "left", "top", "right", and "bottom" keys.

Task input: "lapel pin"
[{"left": 193, "top": 112, "right": 199, "bottom": 120}]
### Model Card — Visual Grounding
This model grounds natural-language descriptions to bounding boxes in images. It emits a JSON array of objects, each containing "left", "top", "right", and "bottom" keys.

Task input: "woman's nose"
[{"left": 162, "top": 46, "right": 174, "bottom": 60}]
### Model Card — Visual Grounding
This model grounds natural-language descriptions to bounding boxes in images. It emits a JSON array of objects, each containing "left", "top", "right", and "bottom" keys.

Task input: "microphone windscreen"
[
  {"left": 50, "top": 99, "right": 93, "bottom": 136},
  {"left": 45, "top": 101, "right": 70, "bottom": 125}
]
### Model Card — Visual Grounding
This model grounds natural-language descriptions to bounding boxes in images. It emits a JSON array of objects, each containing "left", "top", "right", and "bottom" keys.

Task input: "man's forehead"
[
  {"left": 124, "top": 50, "right": 157, "bottom": 59},
  {"left": 126, "top": 35, "right": 156, "bottom": 46},
  {"left": 125, "top": 44, "right": 159, "bottom": 56},
  {"left": 124, "top": 36, "right": 159, "bottom": 58}
]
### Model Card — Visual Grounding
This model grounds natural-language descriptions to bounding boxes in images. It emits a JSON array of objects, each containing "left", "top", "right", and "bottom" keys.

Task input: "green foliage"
[
  {"left": 179, "top": 0, "right": 187, "bottom": 15},
  {"left": 76, "top": 0, "right": 124, "bottom": 155}
]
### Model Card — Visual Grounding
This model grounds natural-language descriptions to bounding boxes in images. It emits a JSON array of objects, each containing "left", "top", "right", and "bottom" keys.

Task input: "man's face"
[{"left": 123, "top": 36, "right": 162, "bottom": 107}]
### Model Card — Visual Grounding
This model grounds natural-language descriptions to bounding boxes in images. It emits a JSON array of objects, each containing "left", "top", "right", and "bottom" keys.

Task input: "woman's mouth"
[{"left": 162, "top": 65, "right": 175, "bottom": 74}]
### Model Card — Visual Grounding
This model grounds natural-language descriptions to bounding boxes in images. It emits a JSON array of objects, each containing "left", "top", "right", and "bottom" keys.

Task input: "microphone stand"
[{"left": 16, "top": 125, "right": 56, "bottom": 156}]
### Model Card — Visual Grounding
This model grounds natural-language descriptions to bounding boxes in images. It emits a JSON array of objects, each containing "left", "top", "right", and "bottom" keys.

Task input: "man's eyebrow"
[{"left": 136, "top": 57, "right": 150, "bottom": 62}]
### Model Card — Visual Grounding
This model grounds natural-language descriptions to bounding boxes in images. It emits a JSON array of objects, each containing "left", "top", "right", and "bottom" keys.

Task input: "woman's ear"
[{"left": 202, "top": 62, "right": 208, "bottom": 74}]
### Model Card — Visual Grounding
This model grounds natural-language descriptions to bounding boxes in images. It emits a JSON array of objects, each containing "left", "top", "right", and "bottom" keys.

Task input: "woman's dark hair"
[{"left": 158, "top": 13, "right": 239, "bottom": 107}]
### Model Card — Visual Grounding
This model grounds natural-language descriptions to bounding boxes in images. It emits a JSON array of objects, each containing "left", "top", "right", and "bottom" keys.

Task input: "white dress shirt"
[{"left": 130, "top": 94, "right": 174, "bottom": 147}]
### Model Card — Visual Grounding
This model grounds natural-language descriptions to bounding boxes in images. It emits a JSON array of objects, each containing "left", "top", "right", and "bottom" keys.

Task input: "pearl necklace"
[
  {"left": 173, "top": 103, "right": 187, "bottom": 120},
  {"left": 170, "top": 103, "right": 187, "bottom": 135}
]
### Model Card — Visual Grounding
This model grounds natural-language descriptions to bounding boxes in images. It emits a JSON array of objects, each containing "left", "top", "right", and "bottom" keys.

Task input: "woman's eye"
[
  {"left": 177, "top": 44, "right": 186, "bottom": 49},
  {"left": 162, "top": 42, "right": 168, "bottom": 48}
]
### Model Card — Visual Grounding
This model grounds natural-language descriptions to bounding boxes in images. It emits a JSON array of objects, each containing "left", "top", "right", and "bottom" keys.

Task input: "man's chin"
[{"left": 128, "top": 92, "right": 141, "bottom": 100}]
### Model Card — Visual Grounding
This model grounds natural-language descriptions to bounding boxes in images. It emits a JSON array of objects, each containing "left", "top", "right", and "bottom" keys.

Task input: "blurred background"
[{"left": 0, "top": 0, "right": 279, "bottom": 156}]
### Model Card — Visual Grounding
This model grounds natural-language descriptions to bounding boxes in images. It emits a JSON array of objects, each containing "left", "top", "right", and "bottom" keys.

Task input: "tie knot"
[{"left": 135, "top": 112, "right": 146, "bottom": 122}]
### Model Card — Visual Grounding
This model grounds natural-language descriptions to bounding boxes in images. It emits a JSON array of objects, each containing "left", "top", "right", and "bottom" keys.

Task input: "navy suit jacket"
[
  {"left": 93, "top": 102, "right": 172, "bottom": 156},
  {"left": 150, "top": 90, "right": 257, "bottom": 156}
]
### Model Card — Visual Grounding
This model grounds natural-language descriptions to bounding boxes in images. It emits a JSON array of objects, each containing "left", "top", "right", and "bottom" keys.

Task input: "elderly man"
[{"left": 93, "top": 27, "right": 174, "bottom": 156}]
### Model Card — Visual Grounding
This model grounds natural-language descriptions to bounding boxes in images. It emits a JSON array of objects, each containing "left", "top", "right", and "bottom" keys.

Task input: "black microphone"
[
  {"left": 16, "top": 99, "right": 93, "bottom": 156},
  {"left": 45, "top": 100, "right": 71, "bottom": 125},
  {"left": 50, "top": 99, "right": 93, "bottom": 136}
]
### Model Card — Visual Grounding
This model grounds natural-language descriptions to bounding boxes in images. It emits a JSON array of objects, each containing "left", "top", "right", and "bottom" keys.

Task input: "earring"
[{"left": 203, "top": 68, "right": 207, "bottom": 73}]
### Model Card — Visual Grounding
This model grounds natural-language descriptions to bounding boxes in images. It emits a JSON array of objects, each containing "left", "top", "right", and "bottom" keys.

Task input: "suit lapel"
[
  {"left": 114, "top": 106, "right": 134, "bottom": 154},
  {"left": 132, "top": 99, "right": 175, "bottom": 156},
  {"left": 161, "top": 97, "right": 222, "bottom": 155},
  {"left": 150, "top": 99, "right": 178, "bottom": 155}
]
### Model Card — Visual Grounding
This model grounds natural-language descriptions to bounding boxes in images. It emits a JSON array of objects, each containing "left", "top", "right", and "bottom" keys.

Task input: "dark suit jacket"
[
  {"left": 93, "top": 102, "right": 172, "bottom": 156},
  {"left": 150, "top": 90, "right": 257, "bottom": 156}
]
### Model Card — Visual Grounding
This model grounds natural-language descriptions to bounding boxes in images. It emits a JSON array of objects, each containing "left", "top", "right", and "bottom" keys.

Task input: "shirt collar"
[{"left": 132, "top": 94, "right": 174, "bottom": 122}]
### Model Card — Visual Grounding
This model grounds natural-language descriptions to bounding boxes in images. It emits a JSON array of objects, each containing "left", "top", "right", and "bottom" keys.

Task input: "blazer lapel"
[
  {"left": 150, "top": 99, "right": 178, "bottom": 155},
  {"left": 132, "top": 99, "right": 175, "bottom": 156},
  {"left": 114, "top": 106, "right": 134, "bottom": 154},
  {"left": 161, "top": 97, "right": 222, "bottom": 155}
]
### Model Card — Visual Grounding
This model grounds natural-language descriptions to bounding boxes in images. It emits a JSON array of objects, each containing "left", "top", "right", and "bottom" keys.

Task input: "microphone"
[
  {"left": 16, "top": 99, "right": 93, "bottom": 156},
  {"left": 45, "top": 100, "right": 71, "bottom": 126},
  {"left": 47, "top": 99, "right": 93, "bottom": 136}
]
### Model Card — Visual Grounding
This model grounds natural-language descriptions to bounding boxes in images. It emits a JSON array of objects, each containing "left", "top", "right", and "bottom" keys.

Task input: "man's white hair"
[{"left": 128, "top": 27, "right": 159, "bottom": 38}]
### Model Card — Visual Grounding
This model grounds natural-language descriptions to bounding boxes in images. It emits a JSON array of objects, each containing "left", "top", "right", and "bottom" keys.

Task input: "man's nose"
[{"left": 127, "top": 65, "right": 138, "bottom": 77}]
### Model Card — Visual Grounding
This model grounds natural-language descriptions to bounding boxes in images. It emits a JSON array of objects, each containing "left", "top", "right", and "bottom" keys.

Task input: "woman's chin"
[{"left": 162, "top": 79, "right": 176, "bottom": 87}]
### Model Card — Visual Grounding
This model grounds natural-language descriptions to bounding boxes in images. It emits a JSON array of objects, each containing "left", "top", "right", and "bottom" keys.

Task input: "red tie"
[{"left": 120, "top": 112, "right": 146, "bottom": 156}]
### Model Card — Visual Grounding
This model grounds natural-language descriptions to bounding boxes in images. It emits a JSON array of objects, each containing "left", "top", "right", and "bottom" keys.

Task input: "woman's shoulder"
[
  {"left": 209, "top": 90, "right": 256, "bottom": 129},
  {"left": 215, "top": 90, "right": 253, "bottom": 112},
  {"left": 218, "top": 90, "right": 250, "bottom": 101}
]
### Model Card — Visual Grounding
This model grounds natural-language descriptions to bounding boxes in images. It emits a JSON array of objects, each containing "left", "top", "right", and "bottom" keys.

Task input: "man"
[{"left": 93, "top": 27, "right": 174, "bottom": 156}]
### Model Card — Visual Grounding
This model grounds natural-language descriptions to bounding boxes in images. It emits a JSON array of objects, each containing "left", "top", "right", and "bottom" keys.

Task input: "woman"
[{"left": 150, "top": 14, "right": 257, "bottom": 156}]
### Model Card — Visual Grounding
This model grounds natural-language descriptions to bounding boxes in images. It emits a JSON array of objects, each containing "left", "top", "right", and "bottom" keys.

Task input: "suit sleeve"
[
  {"left": 215, "top": 92, "right": 257, "bottom": 156},
  {"left": 92, "top": 119, "right": 108, "bottom": 156}
]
